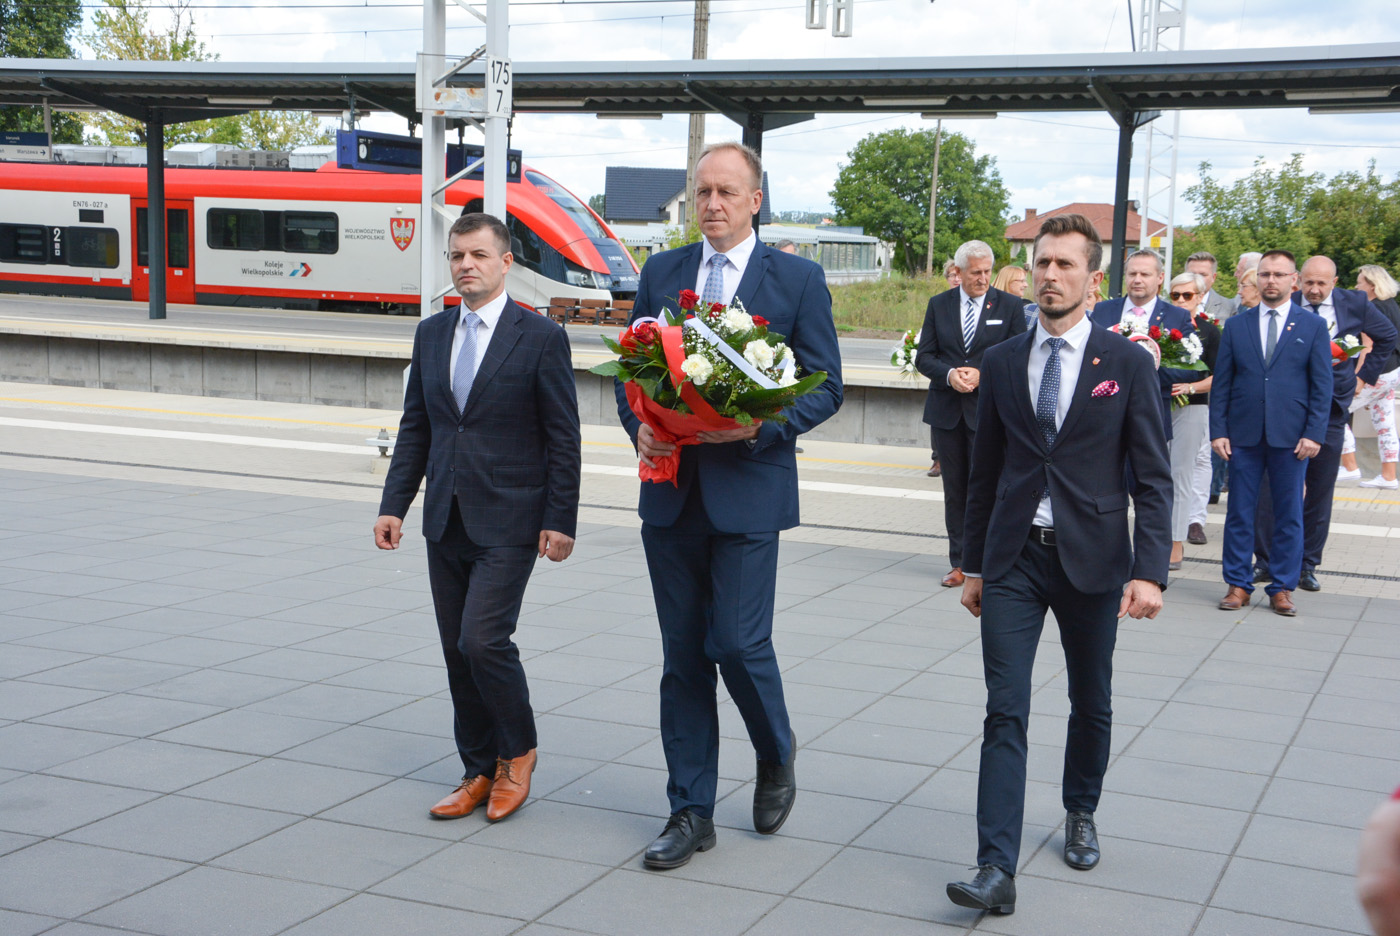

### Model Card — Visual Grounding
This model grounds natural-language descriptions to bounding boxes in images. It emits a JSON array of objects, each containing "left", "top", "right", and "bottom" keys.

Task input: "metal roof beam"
[
  {"left": 344, "top": 82, "right": 418, "bottom": 122},
  {"left": 1087, "top": 78, "right": 1160, "bottom": 128},
  {"left": 39, "top": 77, "right": 147, "bottom": 122},
  {"left": 683, "top": 82, "right": 812, "bottom": 131}
]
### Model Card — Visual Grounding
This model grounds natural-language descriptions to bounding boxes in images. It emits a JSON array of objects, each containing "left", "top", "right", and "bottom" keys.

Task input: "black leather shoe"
[
  {"left": 1298, "top": 568, "right": 1321, "bottom": 592},
  {"left": 754, "top": 730, "right": 797, "bottom": 835},
  {"left": 946, "top": 866, "right": 1015, "bottom": 915},
  {"left": 1252, "top": 562, "right": 1271, "bottom": 584},
  {"left": 643, "top": 808, "right": 716, "bottom": 870},
  {"left": 1064, "top": 811, "right": 1100, "bottom": 870}
]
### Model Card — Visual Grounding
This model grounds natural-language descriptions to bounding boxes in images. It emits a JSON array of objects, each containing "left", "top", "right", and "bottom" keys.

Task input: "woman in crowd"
[
  {"left": 1235, "top": 266, "right": 1261, "bottom": 310},
  {"left": 1340, "top": 264, "right": 1400, "bottom": 490},
  {"left": 992, "top": 265, "right": 1035, "bottom": 327},
  {"left": 1164, "top": 271, "right": 1220, "bottom": 568}
]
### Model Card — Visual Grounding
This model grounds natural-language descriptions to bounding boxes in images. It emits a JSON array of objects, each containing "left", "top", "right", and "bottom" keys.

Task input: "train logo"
[
  {"left": 290, "top": 263, "right": 312, "bottom": 277},
  {"left": 390, "top": 218, "right": 416, "bottom": 252}
]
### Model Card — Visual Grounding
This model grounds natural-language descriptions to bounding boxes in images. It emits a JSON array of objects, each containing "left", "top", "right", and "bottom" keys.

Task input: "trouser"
[
  {"left": 641, "top": 484, "right": 791, "bottom": 819},
  {"left": 929, "top": 425, "right": 939, "bottom": 463},
  {"left": 1227, "top": 443, "right": 1308, "bottom": 593},
  {"left": 931, "top": 419, "right": 975, "bottom": 567},
  {"left": 425, "top": 497, "right": 538, "bottom": 778},
  {"left": 1169, "top": 404, "right": 1209, "bottom": 539},
  {"left": 976, "top": 534, "right": 1120, "bottom": 876},
  {"left": 1255, "top": 422, "right": 1342, "bottom": 573},
  {"left": 1342, "top": 367, "right": 1399, "bottom": 463}
]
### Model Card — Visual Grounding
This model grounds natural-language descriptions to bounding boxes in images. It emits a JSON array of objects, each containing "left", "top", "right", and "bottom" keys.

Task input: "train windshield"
[{"left": 525, "top": 170, "right": 608, "bottom": 240}]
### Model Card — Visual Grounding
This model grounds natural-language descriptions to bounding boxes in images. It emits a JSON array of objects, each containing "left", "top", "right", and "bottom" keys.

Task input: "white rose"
[
  {"left": 680, "top": 353, "right": 714, "bottom": 385},
  {"left": 773, "top": 342, "right": 790, "bottom": 364},
  {"left": 720, "top": 309, "right": 754, "bottom": 333},
  {"left": 779, "top": 371, "right": 799, "bottom": 388},
  {"left": 743, "top": 340, "right": 775, "bottom": 370}
]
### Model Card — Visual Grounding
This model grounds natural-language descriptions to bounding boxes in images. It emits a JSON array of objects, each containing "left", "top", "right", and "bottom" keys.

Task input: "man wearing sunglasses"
[{"left": 1091, "top": 249, "right": 1197, "bottom": 442}]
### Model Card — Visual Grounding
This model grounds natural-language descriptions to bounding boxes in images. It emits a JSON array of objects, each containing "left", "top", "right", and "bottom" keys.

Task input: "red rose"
[
  {"left": 1331, "top": 340, "right": 1347, "bottom": 361},
  {"left": 634, "top": 321, "right": 659, "bottom": 344},
  {"left": 752, "top": 316, "right": 770, "bottom": 328},
  {"left": 710, "top": 302, "right": 725, "bottom": 314},
  {"left": 678, "top": 289, "right": 699, "bottom": 311},
  {"left": 1148, "top": 325, "right": 1162, "bottom": 339},
  {"left": 1169, "top": 328, "right": 1183, "bottom": 341},
  {"left": 619, "top": 333, "right": 638, "bottom": 354}
]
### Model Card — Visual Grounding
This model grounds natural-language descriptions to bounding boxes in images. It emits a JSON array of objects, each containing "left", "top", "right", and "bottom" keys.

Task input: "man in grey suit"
[
  {"left": 1186, "top": 251, "right": 1235, "bottom": 321},
  {"left": 375, "top": 212, "right": 582, "bottom": 825}
]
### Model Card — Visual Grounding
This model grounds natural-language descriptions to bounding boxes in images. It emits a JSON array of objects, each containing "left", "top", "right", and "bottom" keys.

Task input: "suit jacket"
[
  {"left": 1208, "top": 303, "right": 1332, "bottom": 449},
  {"left": 1291, "top": 288, "right": 1399, "bottom": 420},
  {"left": 962, "top": 324, "right": 1172, "bottom": 594},
  {"left": 915, "top": 286, "right": 1028, "bottom": 430},
  {"left": 1202, "top": 289, "right": 1235, "bottom": 322},
  {"left": 1091, "top": 296, "right": 1196, "bottom": 440},
  {"left": 380, "top": 298, "right": 582, "bottom": 545},
  {"left": 614, "top": 240, "right": 844, "bottom": 534}
]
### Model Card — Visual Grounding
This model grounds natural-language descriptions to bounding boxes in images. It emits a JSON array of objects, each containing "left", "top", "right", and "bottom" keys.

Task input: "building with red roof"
[{"left": 1005, "top": 203, "right": 1169, "bottom": 269}]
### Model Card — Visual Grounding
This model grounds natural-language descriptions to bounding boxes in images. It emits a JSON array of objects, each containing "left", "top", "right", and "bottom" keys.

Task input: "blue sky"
[{"left": 72, "top": 0, "right": 1400, "bottom": 226}]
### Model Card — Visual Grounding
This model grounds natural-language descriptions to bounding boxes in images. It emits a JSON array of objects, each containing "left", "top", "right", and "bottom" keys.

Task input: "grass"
[{"left": 830, "top": 274, "right": 948, "bottom": 334}]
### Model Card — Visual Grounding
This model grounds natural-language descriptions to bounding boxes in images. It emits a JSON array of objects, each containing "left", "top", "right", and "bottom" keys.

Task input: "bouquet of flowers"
[
  {"left": 890, "top": 329, "right": 920, "bottom": 379},
  {"left": 1113, "top": 316, "right": 1208, "bottom": 407},
  {"left": 1332, "top": 333, "right": 1364, "bottom": 362},
  {"left": 590, "top": 289, "right": 828, "bottom": 484}
]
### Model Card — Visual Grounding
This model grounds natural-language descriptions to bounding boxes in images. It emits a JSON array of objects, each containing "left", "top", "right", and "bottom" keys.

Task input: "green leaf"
[{"left": 588, "top": 360, "right": 632, "bottom": 378}]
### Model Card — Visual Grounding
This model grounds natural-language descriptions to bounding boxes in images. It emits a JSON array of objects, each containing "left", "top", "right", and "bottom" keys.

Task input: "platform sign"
[
  {"left": 0, "top": 131, "right": 52, "bottom": 162},
  {"left": 336, "top": 129, "right": 521, "bottom": 183}
]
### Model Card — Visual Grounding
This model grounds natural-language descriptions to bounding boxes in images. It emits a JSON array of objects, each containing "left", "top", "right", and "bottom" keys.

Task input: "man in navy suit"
[
  {"left": 1211, "top": 250, "right": 1332, "bottom": 616},
  {"left": 946, "top": 214, "right": 1171, "bottom": 915},
  {"left": 1090, "top": 248, "right": 1196, "bottom": 440},
  {"left": 916, "top": 239, "right": 1028, "bottom": 588},
  {"left": 1252, "top": 255, "right": 1398, "bottom": 591},
  {"left": 615, "top": 142, "right": 843, "bottom": 870},
  {"left": 375, "top": 213, "right": 581, "bottom": 823}
]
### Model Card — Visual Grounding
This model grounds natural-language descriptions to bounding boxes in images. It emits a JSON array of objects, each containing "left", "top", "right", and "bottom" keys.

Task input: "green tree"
[
  {"left": 1180, "top": 155, "right": 1321, "bottom": 294},
  {"left": 829, "top": 128, "right": 1010, "bottom": 276},
  {"left": 587, "top": 193, "right": 605, "bottom": 216},
  {"left": 0, "top": 0, "right": 86, "bottom": 143},
  {"left": 81, "top": 0, "right": 330, "bottom": 148},
  {"left": 1304, "top": 162, "right": 1400, "bottom": 281}
]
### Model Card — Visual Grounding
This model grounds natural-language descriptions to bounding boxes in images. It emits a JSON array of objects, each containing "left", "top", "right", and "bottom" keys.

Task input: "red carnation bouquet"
[{"left": 590, "top": 288, "right": 828, "bottom": 484}]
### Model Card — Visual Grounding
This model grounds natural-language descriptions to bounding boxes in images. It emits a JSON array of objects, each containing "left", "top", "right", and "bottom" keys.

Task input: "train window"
[
  {"left": 207, "top": 208, "right": 264, "bottom": 250},
  {"left": 65, "top": 227, "right": 120, "bottom": 268},
  {"left": 283, "top": 212, "right": 337, "bottom": 254},
  {"left": 262, "top": 211, "right": 284, "bottom": 251},
  {"left": 0, "top": 224, "right": 47, "bottom": 263},
  {"left": 167, "top": 210, "right": 189, "bottom": 268},
  {"left": 524, "top": 170, "right": 608, "bottom": 240}
]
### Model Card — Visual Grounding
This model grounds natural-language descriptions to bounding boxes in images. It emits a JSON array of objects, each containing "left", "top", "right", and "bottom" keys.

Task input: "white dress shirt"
[
  {"left": 1124, "top": 295, "right": 1160, "bottom": 321},
  {"left": 697, "top": 230, "right": 758, "bottom": 306},
  {"left": 1259, "top": 299, "right": 1292, "bottom": 356},
  {"left": 1028, "top": 314, "right": 1093, "bottom": 528},
  {"left": 1305, "top": 292, "right": 1338, "bottom": 337},
  {"left": 449, "top": 290, "right": 509, "bottom": 387},
  {"left": 958, "top": 286, "right": 988, "bottom": 322}
]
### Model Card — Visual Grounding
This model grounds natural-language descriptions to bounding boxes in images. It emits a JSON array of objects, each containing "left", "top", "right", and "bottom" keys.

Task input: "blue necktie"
[
  {"left": 1037, "top": 336, "right": 1066, "bottom": 448},
  {"left": 702, "top": 253, "right": 727, "bottom": 306},
  {"left": 963, "top": 296, "right": 978, "bottom": 351},
  {"left": 452, "top": 311, "right": 481, "bottom": 414}
]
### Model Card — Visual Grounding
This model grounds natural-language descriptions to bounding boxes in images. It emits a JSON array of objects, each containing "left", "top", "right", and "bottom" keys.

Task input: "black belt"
[{"left": 1030, "top": 525, "right": 1056, "bottom": 546}]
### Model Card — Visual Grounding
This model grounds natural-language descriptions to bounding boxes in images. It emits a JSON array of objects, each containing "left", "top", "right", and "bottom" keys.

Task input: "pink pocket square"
[{"left": 1091, "top": 380, "right": 1119, "bottom": 398}]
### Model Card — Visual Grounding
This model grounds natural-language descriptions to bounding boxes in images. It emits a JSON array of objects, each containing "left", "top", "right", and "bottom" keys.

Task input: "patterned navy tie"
[
  {"left": 1036, "top": 336, "right": 1066, "bottom": 448},
  {"left": 701, "top": 253, "right": 727, "bottom": 307},
  {"left": 452, "top": 311, "right": 481, "bottom": 413},
  {"left": 962, "top": 296, "right": 978, "bottom": 351}
]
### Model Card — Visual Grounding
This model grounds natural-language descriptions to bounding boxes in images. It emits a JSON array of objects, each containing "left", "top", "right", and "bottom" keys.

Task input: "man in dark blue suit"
[
  {"left": 915, "top": 239, "right": 1028, "bottom": 589},
  {"left": 1090, "top": 248, "right": 1196, "bottom": 440},
  {"left": 376, "top": 213, "right": 581, "bottom": 823},
  {"left": 1252, "top": 255, "right": 1398, "bottom": 591},
  {"left": 1211, "top": 250, "right": 1332, "bottom": 616},
  {"left": 946, "top": 214, "right": 1171, "bottom": 915},
  {"left": 614, "top": 142, "right": 843, "bottom": 870}
]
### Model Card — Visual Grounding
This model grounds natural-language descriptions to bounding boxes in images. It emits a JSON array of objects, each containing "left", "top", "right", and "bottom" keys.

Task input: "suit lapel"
[
  {"left": 459, "top": 299, "right": 524, "bottom": 421},
  {"left": 1007, "top": 330, "right": 1046, "bottom": 452},
  {"left": 733, "top": 241, "right": 770, "bottom": 310},
  {"left": 678, "top": 244, "right": 703, "bottom": 310},
  {"left": 1270, "top": 303, "right": 1308, "bottom": 369},
  {"left": 1053, "top": 326, "right": 1106, "bottom": 447},
  {"left": 1242, "top": 307, "right": 1266, "bottom": 369},
  {"left": 431, "top": 307, "right": 456, "bottom": 408}
]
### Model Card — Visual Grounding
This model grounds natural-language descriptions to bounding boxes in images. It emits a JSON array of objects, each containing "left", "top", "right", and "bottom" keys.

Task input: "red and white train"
[{"left": 0, "top": 158, "right": 637, "bottom": 313}]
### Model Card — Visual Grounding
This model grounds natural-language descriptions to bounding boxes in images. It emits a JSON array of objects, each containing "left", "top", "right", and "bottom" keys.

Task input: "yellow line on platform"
[{"left": 0, "top": 397, "right": 384, "bottom": 430}]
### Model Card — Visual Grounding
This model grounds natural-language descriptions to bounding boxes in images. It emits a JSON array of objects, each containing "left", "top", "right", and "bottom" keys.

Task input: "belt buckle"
[{"left": 1034, "top": 526, "right": 1056, "bottom": 546}]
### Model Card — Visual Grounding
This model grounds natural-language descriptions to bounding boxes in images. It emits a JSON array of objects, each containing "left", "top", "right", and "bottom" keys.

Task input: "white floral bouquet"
[
  {"left": 890, "top": 329, "right": 919, "bottom": 378},
  {"left": 590, "top": 288, "right": 828, "bottom": 483}
]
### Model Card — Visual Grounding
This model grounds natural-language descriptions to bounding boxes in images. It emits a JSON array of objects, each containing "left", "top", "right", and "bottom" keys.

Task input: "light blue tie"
[
  {"left": 702, "top": 253, "right": 727, "bottom": 307},
  {"left": 452, "top": 311, "right": 481, "bottom": 414},
  {"left": 1037, "top": 336, "right": 1066, "bottom": 448}
]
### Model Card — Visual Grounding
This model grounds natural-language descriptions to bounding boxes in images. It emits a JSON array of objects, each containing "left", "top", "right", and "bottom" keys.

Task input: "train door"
[{"left": 131, "top": 200, "right": 196, "bottom": 304}]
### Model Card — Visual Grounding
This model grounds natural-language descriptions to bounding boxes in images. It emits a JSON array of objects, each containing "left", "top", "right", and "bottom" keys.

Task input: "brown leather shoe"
[
  {"left": 486, "top": 749, "right": 537, "bottom": 822},
  {"left": 1270, "top": 590, "right": 1297, "bottom": 617},
  {"left": 927, "top": 460, "right": 941, "bottom": 478},
  {"left": 1187, "top": 522, "right": 1207, "bottom": 545},
  {"left": 1218, "top": 586, "right": 1251, "bottom": 611},
  {"left": 429, "top": 774, "right": 492, "bottom": 820},
  {"left": 941, "top": 568, "right": 965, "bottom": 588}
]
